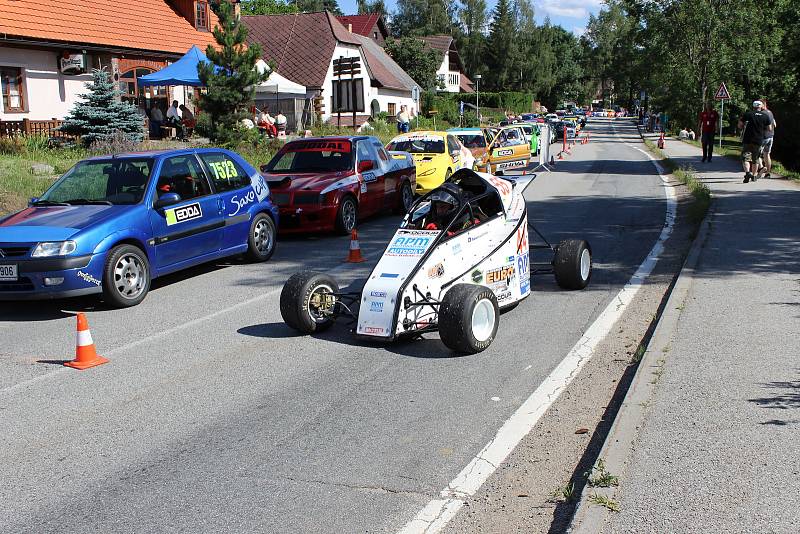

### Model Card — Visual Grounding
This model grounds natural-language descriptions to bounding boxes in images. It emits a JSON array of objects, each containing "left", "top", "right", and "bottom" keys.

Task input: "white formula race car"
[{"left": 280, "top": 169, "right": 592, "bottom": 354}]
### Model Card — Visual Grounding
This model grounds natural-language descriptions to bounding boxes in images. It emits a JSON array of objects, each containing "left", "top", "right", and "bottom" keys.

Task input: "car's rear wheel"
[
  {"left": 245, "top": 213, "right": 276, "bottom": 262},
  {"left": 395, "top": 180, "right": 414, "bottom": 214},
  {"left": 335, "top": 195, "right": 358, "bottom": 235},
  {"left": 102, "top": 244, "right": 151, "bottom": 308},
  {"left": 280, "top": 271, "right": 339, "bottom": 333},
  {"left": 439, "top": 284, "right": 499, "bottom": 354},
  {"left": 553, "top": 239, "right": 592, "bottom": 290}
]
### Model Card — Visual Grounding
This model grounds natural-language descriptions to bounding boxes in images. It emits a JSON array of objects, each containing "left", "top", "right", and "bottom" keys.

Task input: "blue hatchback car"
[{"left": 0, "top": 148, "right": 278, "bottom": 307}]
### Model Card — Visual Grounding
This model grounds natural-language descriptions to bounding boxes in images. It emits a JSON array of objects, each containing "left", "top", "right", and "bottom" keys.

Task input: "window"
[
  {"left": 371, "top": 140, "right": 390, "bottom": 162},
  {"left": 387, "top": 103, "right": 396, "bottom": 116},
  {"left": 356, "top": 140, "right": 373, "bottom": 163},
  {"left": 195, "top": 1, "right": 209, "bottom": 31},
  {"left": 40, "top": 159, "right": 153, "bottom": 205},
  {"left": 1, "top": 67, "right": 26, "bottom": 112},
  {"left": 199, "top": 153, "right": 250, "bottom": 193},
  {"left": 331, "top": 79, "right": 364, "bottom": 113},
  {"left": 156, "top": 156, "right": 211, "bottom": 201},
  {"left": 447, "top": 135, "right": 459, "bottom": 154},
  {"left": 449, "top": 73, "right": 459, "bottom": 86}
]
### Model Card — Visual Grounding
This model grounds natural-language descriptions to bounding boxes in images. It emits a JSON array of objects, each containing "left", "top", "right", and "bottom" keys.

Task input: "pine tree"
[
  {"left": 458, "top": 0, "right": 488, "bottom": 76},
  {"left": 59, "top": 69, "right": 144, "bottom": 146},
  {"left": 198, "top": 0, "right": 269, "bottom": 145},
  {"left": 485, "top": 0, "right": 516, "bottom": 90}
]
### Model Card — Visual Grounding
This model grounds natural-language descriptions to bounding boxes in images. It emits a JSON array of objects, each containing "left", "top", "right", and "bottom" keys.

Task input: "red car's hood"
[{"left": 262, "top": 171, "right": 353, "bottom": 192}]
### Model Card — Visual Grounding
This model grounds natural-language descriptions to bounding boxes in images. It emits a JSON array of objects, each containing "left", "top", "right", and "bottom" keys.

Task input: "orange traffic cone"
[
  {"left": 64, "top": 313, "right": 108, "bottom": 370},
  {"left": 345, "top": 229, "right": 365, "bottom": 263}
]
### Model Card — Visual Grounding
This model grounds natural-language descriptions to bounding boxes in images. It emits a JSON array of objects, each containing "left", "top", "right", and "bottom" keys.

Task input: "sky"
[{"left": 337, "top": 0, "right": 605, "bottom": 36}]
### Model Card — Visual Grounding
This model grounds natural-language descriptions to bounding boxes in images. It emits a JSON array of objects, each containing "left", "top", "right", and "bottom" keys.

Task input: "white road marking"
[
  {"left": 399, "top": 123, "right": 677, "bottom": 534},
  {"left": 1, "top": 255, "right": 376, "bottom": 396},
  {"left": 491, "top": 397, "right": 500, "bottom": 402}
]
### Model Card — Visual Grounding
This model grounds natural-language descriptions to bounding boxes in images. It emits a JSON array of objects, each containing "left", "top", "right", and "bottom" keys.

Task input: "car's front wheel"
[
  {"left": 439, "top": 284, "right": 499, "bottom": 354},
  {"left": 335, "top": 195, "right": 358, "bottom": 235},
  {"left": 245, "top": 213, "right": 276, "bottom": 262},
  {"left": 102, "top": 244, "right": 151, "bottom": 308},
  {"left": 395, "top": 180, "right": 414, "bottom": 214},
  {"left": 280, "top": 271, "right": 339, "bottom": 333}
]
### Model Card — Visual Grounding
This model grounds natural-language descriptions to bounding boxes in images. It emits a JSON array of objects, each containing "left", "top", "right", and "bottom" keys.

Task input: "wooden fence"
[{"left": 0, "top": 119, "right": 76, "bottom": 139}]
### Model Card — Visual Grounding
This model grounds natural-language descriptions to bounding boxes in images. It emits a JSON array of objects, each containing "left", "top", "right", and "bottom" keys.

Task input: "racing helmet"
[{"left": 428, "top": 182, "right": 462, "bottom": 219}]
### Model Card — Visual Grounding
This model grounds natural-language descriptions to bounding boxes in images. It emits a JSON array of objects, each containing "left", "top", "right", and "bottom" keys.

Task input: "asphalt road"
[{"left": 1, "top": 119, "right": 668, "bottom": 533}]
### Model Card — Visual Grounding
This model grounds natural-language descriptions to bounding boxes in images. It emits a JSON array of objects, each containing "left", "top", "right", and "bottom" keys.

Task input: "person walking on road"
[
  {"left": 698, "top": 103, "right": 719, "bottom": 162},
  {"left": 760, "top": 98, "right": 777, "bottom": 178},
  {"left": 738, "top": 100, "right": 773, "bottom": 183}
]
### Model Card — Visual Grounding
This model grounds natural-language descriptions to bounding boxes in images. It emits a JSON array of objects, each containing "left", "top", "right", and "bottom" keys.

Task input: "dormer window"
[{"left": 195, "top": 1, "right": 209, "bottom": 31}]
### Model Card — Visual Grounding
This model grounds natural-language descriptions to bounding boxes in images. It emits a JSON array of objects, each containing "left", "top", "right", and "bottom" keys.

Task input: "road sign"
[{"left": 714, "top": 83, "right": 731, "bottom": 100}]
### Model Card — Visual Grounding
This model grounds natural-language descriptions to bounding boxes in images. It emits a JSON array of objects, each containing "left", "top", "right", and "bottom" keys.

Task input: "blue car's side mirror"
[
  {"left": 29, "top": 197, "right": 39, "bottom": 206},
  {"left": 155, "top": 192, "right": 181, "bottom": 209}
]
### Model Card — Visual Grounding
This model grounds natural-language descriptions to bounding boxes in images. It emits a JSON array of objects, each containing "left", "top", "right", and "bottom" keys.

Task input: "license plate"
[{"left": 0, "top": 264, "right": 18, "bottom": 281}]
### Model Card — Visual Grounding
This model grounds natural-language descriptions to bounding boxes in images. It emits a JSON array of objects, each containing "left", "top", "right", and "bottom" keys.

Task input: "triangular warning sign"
[{"left": 714, "top": 83, "right": 731, "bottom": 100}]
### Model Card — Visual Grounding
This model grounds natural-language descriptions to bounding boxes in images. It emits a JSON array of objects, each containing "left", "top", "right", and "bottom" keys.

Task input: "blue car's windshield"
[{"left": 39, "top": 158, "right": 154, "bottom": 205}]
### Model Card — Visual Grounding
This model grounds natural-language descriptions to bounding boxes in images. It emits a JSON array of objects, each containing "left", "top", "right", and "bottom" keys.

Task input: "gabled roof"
[
  {"left": 335, "top": 13, "right": 387, "bottom": 38},
  {"left": 419, "top": 35, "right": 454, "bottom": 57},
  {"left": 243, "top": 11, "right": 358, "bottom": 89},
  {"left": 0, "top": 0, "right": 218, "bottom": 56},
  {"left": 243, "top": 11, "right": 418, "bottom": 94}
]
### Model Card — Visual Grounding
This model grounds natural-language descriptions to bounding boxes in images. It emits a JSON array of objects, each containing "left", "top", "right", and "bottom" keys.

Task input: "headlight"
[
  {"left": 31, "top": 240, "right": 77, "bottom": 257},
  {"left": 418, "top": 168, "right": 436, "bottom": 177}
]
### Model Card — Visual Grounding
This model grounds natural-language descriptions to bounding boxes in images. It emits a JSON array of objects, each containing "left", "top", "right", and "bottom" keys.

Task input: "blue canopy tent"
[{"left": 137, "top": 45, "right": 209, "bottom": 87}]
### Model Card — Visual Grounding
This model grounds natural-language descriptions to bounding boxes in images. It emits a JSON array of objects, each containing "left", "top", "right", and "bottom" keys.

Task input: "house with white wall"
[
  {"left": 243, "top": 11, "right": 420, "bottom": 129},
  {"left": 0, "top": 0, "right": 219, "bottom": 124},
  {"left": 419, "top": 35, "right": 474, "bottom": 94}
]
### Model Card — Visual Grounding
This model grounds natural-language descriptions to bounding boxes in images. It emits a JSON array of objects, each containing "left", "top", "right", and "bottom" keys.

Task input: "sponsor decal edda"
[{"left": 165, "top": 202, "right": 203, "bottom": 226}]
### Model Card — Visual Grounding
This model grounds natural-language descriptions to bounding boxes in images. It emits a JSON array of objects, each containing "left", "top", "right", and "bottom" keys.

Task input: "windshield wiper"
[
  {"left": 63, "top": 199, "right": 114, "bottom": 206},
  {"left": 32, "top": 199, "right": 70, "bottom": 206}
]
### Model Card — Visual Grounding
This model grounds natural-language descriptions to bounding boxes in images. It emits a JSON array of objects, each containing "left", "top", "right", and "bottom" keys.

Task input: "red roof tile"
[
  {"left": 335, "top": 13, "right": 381, "bottom": 37},
  {"left": 0, "top": 0, "right": 218, "bottom": 55}
]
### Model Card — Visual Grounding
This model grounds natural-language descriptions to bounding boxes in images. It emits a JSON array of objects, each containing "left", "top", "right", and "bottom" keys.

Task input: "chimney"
[{"left": 347, "top": 23, "right": 353, "bottom": 33}]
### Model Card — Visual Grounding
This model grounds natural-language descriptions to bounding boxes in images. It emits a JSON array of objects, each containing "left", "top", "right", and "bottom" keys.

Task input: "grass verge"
[{"left": 643, "top": 138, "right": 711, "bottom": 225}]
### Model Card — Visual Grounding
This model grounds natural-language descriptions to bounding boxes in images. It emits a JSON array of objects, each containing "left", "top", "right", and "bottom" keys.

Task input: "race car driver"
[{"left": 420, "top": 183, "right": 481, "bottom": 234}]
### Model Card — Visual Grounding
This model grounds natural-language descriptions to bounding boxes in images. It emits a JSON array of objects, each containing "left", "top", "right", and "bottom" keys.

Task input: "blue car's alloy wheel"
[
  {"left": 102, "top": 244, "right": 151, "bottom": 308},
  {"left": 246, "top": 213, "right": 276, "bottom": 262}
]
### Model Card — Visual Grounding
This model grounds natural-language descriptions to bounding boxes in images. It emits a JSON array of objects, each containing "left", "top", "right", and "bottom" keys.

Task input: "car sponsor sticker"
[
  {"left": 518, "top": 252, "right": 530, "bottom": 294},
  {"left": 493, "top": 148, "right": 514, "bottom": 157},
  {"left": 451, "top": 243, "right": 462, "bottom": 255},
  {"left": 165, "top": 202, "right": 202, "bottom": 226},
  {"left": 77, "top": 270, "right": 101, "bottom": 286},
  {"left": 380, "top": 273, "right": 399, "bottom": 278},
  {"left": 386, "top": 230, "right": 438, "bottom": 257},
  {"left": 369, "top": 301, "right": 384, "bottom": 313},
  {"left": 288, "top": 140, "right": 351, "bottom": 152},
  {"left": 250, "top": 172, "right": 269, "bottom": 201},
  {"left": 362, "top": 172, "right": 377, "bottom": 183},
  {"left": 468, "top": 231, "right": 488, "bottom": 243},
  {"left": 370, "top": 291, "right": 387, "bottom": 298},
  {"left": 427, "top": 262, "right": 444, "bottom": 279},
  {"left": 497, "top": 290, "right": 512, "bottom": 303},
  {"left": 516, "top": 225, "right": 528, "bottom": 253},
  {"left": 496, "top": 160, "right": 526, "bottom": 170},
  {"left": 361, "top": 182, "right": 368, "bottom": 193},
  {"left": 486, "top": 264, "right": 515, "bottom": 286},
  {"left": 471, "top": 269, "right": 483, "bottom": 283},
  {"left": 363, "top": 326, "right": 384, "bottom": 334}
]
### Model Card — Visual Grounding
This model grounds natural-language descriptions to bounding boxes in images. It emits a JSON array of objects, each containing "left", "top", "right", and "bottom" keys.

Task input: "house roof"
[
  {"left": 460, "top": 73, "right": 474, "bottom": 93},
  {"left": 243, "top": 11, "right": 417, "bottom": 94},
  {"left": 335, "top": 13, "right": 385, "bottom": 38},
  {"left": 419, "top": 35, "right": 454, "bottom": 57},
  {"left": 0, "top": 0, "right": 218, "bottom": 56}
]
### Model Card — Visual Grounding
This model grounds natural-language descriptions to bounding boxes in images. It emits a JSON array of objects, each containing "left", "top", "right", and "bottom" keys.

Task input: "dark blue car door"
[{"left": 149, "top": 154, "right": 223, "bottom": 269}]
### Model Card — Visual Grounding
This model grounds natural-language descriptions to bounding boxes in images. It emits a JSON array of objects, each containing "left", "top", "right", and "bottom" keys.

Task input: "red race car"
[{"left": 261, "top": 136, "right": 416, "bottom": 234}]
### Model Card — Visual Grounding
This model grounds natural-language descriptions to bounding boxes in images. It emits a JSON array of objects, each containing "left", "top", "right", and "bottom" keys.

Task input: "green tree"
[
  {"left": 240, "top": 0, "right": 297, "bottom": 15},
  {"left": 385, "top": 37, "right": 442, "bottom": 91},
  {"left": 393, "top": 0, "right": 454, "bottom": 36},
  {"left": 59, "top": 69, "right": 144, "bottom": 145},
  {"left": 484, "top": 0, "right": 515, "bottom": 90},
  {"left": 358, "top": 0, "right": 387, "bottom": 15},
  {"left": 456, "top": 0, "right": 488, "bottom": 77},
  {"left": 294, "top": 0, "right": 343, "bottom": 15},
  {"left": 198, "top": 1, "right": 269, "bottom": 145}
]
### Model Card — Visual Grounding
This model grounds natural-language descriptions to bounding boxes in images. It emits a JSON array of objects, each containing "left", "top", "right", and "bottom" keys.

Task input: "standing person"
[
  {"left": 396, "top": 105, "right": 410, "bottom": 133},
  {"left": 760, "top": 98, "right": 777, "bottom": 178},
  {"left": 737, "top": 100, "right": 773, "bottom": 183},
  {"left": 698, "top": 103, "right": 719, "bottom": 162},
  {"left": 149, "top": 106, "right": 164, "bottom": 139}
]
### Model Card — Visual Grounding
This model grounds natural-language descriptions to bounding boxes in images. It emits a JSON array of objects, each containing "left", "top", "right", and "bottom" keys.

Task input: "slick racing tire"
[
  {"left": 245, "top": 213, "right": 276, "bottom": 262},
  {"left": 439, "top": 284, "right": 499, "bottom": 354},
  {"left": 102, "top": 244, "right": 151, "bottom": 308},
  {"left": 395, "top": 180, "right": 414, "bottom": 214},
  {"left": 335, "top": 195, "right": 358, "bottom": 235},
  {"left": 280, "top": 271, "right": 339, "bottom": 333},
  {"left": 553, "top": 239, "right": 592, "bottom": 290}
]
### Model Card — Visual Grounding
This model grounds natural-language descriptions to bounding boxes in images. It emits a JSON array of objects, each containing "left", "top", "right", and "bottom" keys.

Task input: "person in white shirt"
[
  {"left": 679, "top": 127, "right": 689, "bottom": 140},
  {"left": 166, "top": 100, "right": 183, "bottom": 139},
  {"left": 275, "top": 111, "right": 287, "bottom": 133}
]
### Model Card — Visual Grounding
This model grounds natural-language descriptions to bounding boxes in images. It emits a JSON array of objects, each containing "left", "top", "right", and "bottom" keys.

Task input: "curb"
[{"left": 567, "top": 154, "right": 716, "bottom": 533}]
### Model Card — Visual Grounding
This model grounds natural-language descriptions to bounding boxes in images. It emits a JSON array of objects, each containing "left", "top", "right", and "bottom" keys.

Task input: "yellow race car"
[{"left": 386, "top": 131, "right": 474, "bottom": 194}]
